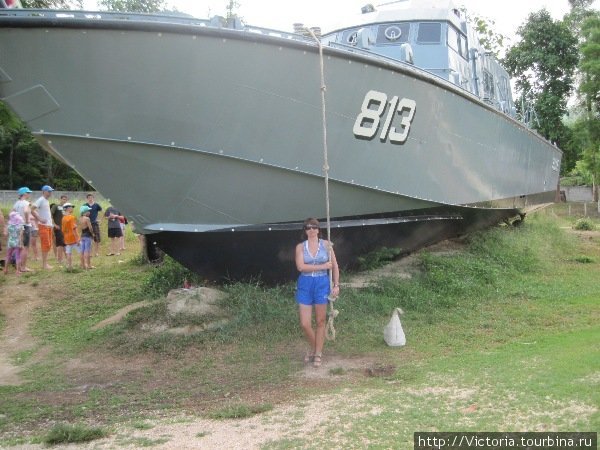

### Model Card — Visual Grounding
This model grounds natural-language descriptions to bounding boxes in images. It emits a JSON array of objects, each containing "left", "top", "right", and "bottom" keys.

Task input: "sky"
[
  {"left": 80, "top": 0, "right": 600, "bottom": 44},
  {"left": 163, "top": 0, "right": 600, "bottom": 41}
]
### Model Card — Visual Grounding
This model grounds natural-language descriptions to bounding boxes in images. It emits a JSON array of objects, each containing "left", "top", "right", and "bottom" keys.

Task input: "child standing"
[
  {"left": 4, "top": 211, "right": 24, "bottom": 275},
  {"left": 29, "top": 212, "right": 39, "bottom": 261},
  {"left": 61, "top": 203, "right": 80, "bottom": 270},
  {"left": 79, "top": 205, "right": 95, "bottom": 270}
]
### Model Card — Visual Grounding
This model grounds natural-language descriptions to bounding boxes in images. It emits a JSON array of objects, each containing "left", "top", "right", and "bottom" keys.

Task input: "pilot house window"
[
  {"left": 417, "top": 22, "right": 441, "bottom": 43},
  {"left": 376, "top": 23, "right": 410, "bottom": 44},
  {"left": 482, "top": 69, "right": 495, "bottom": 99},
  {"left": 448, "top": 25, "right": 468, "bottom": 59},
  {"left": 343, "top": 29, "right": 359, "bottom": 45}
]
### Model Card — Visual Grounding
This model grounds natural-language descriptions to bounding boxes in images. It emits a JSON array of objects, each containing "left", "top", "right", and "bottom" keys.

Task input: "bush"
[
  {"left": 573, "top": 218, "right": 596, "bottom": 231},
  {"left": 357, "top": 247, "right": 403, "bottom": 271},
  {"left": 44, "top": 423, "right": 106, "bottom": 444},
  {"left": 209, "top": 403, "right": 273, "bottom": 419},
  {"left": 143, "top": 256, "right": 204, "bottom": 296}
]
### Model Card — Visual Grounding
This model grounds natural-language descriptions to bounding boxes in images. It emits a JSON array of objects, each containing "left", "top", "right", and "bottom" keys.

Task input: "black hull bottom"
[{"left": 147, "top": 205, "right": 522, "bottom": 283}]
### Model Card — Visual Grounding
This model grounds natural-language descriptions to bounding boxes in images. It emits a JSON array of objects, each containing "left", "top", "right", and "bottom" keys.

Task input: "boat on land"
[{"left": 0, "top": 1, "right": 561, "bottom": 281}]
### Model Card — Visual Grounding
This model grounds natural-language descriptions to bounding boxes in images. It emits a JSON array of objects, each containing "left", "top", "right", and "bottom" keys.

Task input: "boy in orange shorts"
[{"left": 31, "top": 185, "right": 55, "bottom": 269}]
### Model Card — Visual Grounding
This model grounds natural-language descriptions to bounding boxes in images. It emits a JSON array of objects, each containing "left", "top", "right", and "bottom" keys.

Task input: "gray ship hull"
[{"left": 0, "top": 12, "right": 561, "bottom": 280}]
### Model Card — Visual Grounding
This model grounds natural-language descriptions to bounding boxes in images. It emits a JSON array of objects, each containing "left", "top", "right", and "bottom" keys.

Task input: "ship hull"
[
  {"left": 149, "top": 205, "right": 534, "bottom": 282},
  {"left": 0, "top": 12, "right": 561, "bottom": 281}
]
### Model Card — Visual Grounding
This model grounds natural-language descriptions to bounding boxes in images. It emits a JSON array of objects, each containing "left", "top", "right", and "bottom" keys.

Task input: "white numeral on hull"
[{"left": 353, "top": 90, "right": 417, "bottom": 144}]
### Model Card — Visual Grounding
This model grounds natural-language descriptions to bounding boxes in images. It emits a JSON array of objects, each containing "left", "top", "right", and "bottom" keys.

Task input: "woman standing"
[{"left": 295, "top": 218, "right": 340, "bottom": 368}]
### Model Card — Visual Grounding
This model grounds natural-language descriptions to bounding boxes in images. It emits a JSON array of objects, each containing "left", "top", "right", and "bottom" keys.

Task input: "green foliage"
[
  {"left": 579, "top": 14, "right": 600, "bottom": 112},
  {"left": 219, "top": 282, "right": 297, "bottom": 341},
  {"left": 131, "top": 421, "right": 154, "bottom": 430},
  {"left": 21, "top": 0, "right": 82, "bottom": 8},
  {"left": 357, "top": 247, "right": 402, "bottom": 271},
  {"left": 575, "top": 13, "right": 600, "bottom": 195},
  {"left": 568, "top": 0, "right": 595, "bottom": 8},
  {"left": 225, "top": 0, "right": 241, "bottom": 20},
  {"left": 573, "top": 217, "right": 596, "bottom": 230},
  {"left": 0, "top": 103, "right": 90, "bottom": 190},
  {"left": 43, "top": 423, "right": 106, "bottom": 444},
  {"left": 562, "top": 7, "right": 600, "bottom": 190},
  {"left": 98, "top": 0, "right": 167, "bottom": 13},
  {"left": 561, "top": 159, "right": 593, "bottom": 185},
  {"left": 472, "top": 16, "right": 506, "bottom": 56},
  {"left": 143, "top": 255, "right": 204, "bottom": 297},
  {"left": 459, "top": 7, "right": 507, "bottom": 56},
  {"left": 208, "top": 403, "right": 272, "bottom": 419},
  {"left": 563, "top": 116, "right": 599, "bottom": 180},
  {"left": 351, "top": 219, "right": 563, "bottom": 315},
  {"left": 503, "top": 9, "right": 579, "bottom": 156}
]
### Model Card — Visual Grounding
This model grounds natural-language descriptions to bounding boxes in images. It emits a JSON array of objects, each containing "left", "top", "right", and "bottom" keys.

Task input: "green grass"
[
  {"left": 208, "top": 403, "right": 274, "bottom": 419},
  {"left": 43, "top": 423, "right": 107, "bottom": 444},
  {"left": 0, "top": 210, "right": 598, "bottom": 447}
]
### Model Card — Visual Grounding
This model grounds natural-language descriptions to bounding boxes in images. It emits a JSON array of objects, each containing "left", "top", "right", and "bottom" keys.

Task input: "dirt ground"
[{"left": 0, "top": 283, "right": 47, "bottom": 387}]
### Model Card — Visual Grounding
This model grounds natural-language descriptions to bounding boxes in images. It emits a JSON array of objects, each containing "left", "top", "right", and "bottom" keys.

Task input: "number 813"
[{"left": 353, "top": 90, "right": 417, "bottom": 144}]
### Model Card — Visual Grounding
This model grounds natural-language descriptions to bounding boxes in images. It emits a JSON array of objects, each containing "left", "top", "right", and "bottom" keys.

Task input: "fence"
[{"left": 545, "top": 201, "right": 600, "bottom": 218}]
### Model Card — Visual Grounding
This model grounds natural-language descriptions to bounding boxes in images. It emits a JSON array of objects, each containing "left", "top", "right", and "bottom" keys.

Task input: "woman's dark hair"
[{"left": 301, "top": 217, "right": 321, "bottom": 240}]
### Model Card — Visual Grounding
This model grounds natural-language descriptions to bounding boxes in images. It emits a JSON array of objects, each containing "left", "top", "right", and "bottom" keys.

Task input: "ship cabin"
[{"left": 321, "top": 0, "right": 516, "bottom": 118}]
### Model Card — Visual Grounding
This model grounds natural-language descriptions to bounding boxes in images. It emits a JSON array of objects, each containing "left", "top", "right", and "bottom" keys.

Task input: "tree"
[
  {"left": 97, "top": 0, "right": 167, "bottom": 13},
  {"left": 503, "top": 10, "right": 579, "bottom": 172},
  {"left": 572, "top": 13, "right": 600, "bottom": 200},
  {"left": 579, "top": 14, "right": 600, "bottom": 113},
  {"left": 472, "top": 16, "right": 506, "bottom": 56},
  {"left": 460, "top": 8, "right": 507, "bottom": 57},
  {"left": 225, "top": 0, "right": 240, "bottom": 20},
  {"left": 21, "top": 0, "right": 82, "bottom": 8},
  {"left": 568, "top": 0, "right": 594, "bottom": 6},
  {"left": 0, "top": 103, "right": 91, "bottom": 190},
  {"left": 0, "top": 103, "right": 21, "bottom": 189}
]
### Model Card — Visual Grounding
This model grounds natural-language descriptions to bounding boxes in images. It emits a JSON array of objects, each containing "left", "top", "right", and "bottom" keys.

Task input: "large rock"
[{"left": 166, "top": 287, "right": 227, "bottom": 317}]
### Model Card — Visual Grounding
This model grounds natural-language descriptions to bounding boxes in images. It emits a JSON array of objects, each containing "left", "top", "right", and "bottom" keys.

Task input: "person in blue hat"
[
  {"left": 12, "top": 187, "right": 33, "bottom": 272},
  {"left": 31, "top": 185, "right": 55, "bottom": 270}
]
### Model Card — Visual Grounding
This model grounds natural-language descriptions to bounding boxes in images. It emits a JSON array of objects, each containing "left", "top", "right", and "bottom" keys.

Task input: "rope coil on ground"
[{"left": 326, "top": 303, "right": 339, "bottom": 341}]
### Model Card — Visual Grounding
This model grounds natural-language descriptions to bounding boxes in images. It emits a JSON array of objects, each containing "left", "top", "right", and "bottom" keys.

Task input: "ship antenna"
[{"left": 305, "top": 27, "right": 339, "bottom": 341}]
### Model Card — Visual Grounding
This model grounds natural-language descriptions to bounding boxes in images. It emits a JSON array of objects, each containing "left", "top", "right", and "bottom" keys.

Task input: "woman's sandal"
[
  {"left": 304, "top": 352, "right": 314, "bottom": 364},
  {"left": 313, "top": 353, "right": 322, "bottom": 368}
]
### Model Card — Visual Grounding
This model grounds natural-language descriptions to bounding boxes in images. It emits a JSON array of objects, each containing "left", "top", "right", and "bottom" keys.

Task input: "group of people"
[{"left": 1, "top": 187, "right": 127, "bottom": 273}]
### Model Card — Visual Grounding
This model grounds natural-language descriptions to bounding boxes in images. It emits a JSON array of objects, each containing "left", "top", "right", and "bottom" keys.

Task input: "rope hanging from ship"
[{"left": 307, "top": 27, "right": 339, "bottom": 341}]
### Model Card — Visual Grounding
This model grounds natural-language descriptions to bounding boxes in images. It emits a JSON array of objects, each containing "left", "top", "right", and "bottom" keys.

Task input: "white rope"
[{"left": 306, "top": 28, "right": 338, "bottom": 341}]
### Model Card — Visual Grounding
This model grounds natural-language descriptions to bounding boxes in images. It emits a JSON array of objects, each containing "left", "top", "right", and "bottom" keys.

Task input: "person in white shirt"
[{"left": 31, "top": 185, "right": 55, "bottom": 270}]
